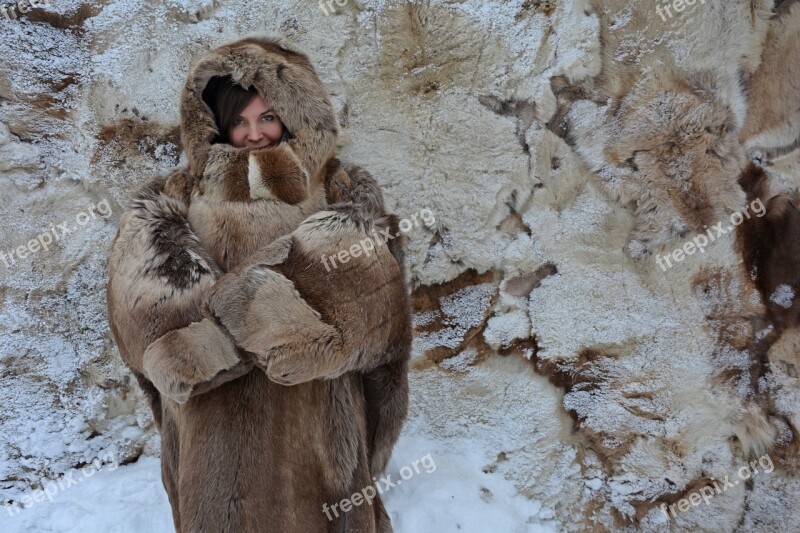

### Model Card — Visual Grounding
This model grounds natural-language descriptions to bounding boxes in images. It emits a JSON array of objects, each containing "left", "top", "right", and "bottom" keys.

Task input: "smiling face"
[{"left": 228, "top": 94, "right": 285, "bottom": 149}]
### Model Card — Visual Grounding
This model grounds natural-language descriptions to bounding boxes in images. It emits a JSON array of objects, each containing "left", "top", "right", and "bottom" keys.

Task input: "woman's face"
[{"left": 229, "top": 94, "right": 284, "bottom": 149}]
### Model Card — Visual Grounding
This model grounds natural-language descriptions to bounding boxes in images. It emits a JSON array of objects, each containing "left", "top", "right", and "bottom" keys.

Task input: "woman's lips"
[{"left": 250, "top": 141, "right": 273, "bottom": 149}]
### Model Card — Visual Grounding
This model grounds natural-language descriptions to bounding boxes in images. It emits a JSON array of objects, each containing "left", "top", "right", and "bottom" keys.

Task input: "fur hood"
[{"left": 179, "top": 37, "right": 338, "bottom": 184}]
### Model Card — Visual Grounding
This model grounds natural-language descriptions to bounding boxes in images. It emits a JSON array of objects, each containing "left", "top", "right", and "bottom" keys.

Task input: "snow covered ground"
[{"left": 1, "top": 434, "right": 556, "bottom": 533}]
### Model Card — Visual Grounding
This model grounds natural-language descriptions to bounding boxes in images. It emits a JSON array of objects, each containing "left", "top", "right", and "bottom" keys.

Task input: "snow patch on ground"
[{"left": 1, "top": 434, "right": 556, "bottom": 533}]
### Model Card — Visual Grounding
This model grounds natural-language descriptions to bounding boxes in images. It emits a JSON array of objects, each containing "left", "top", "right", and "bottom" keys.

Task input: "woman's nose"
[{"left": 247, "top": 124, "right": 263, "bottom": 141}]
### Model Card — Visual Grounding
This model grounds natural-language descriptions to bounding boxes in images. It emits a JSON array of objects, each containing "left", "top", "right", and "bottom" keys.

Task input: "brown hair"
[{"left": 202, "top": 75, "right": 289, "bottom": 144}]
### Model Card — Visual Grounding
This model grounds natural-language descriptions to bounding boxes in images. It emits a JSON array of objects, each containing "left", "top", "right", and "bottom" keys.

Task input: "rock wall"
[{"left": 1, "top": 0, "right": 799, "bottom": 530}]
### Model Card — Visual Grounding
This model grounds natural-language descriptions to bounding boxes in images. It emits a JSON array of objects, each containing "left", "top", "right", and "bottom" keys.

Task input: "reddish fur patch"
[
  {"left": 738, "top": 163, "right": 800, "bottom": 332},
  {"left": 258, "top": 157, "right": 308, "bottom": 204},
  {"left": 218, "top": 153, "right": 251, "bottom": 202}
]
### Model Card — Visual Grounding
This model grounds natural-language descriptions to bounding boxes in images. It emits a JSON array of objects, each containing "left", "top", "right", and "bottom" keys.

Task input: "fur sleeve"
[
  {"left": 107, "top": 171, "right": 252, "bottom": 410},
  {"left": 330, "top": 167, "right": 411, "bottom": 475},
  {"left": 327, "top": 159, "right": 408, "bottom": 272},
  {"left": 207, "top": 163, "right": 411, "bottom": 475},
  {"left": 320, "top": 162, "right": 412, "bottom": 475},
  {"left": 206, "top": 163, "right": 412, "bottom": 383},
  {"left": 206, "top": 208, "right": 411, "bottom": 382}
]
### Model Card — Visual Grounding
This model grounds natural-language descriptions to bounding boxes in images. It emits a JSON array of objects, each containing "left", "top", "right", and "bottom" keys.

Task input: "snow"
[
  {"left": 483, "top": 309, "right": 531, "bottom": 350},
  {"left": 0, "top": 457, "right": 173, "bottom": 533},
  {"left": 413, "top": 283, "right": 495, "bottom": 352},
  {"left": 439, "top": 347, "right": 479, "bottom": 372},
  {"left": 1, "top": 435, "right": 556, "bottom": 533},
  {"left": 770, "top": 284, "right": 795, "bottom": 309},
  {"left": 385, "top": 434, "right": 557, "bottom": 533}
]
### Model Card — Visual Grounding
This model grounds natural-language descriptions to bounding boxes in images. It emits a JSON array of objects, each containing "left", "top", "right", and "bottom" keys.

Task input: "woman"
[
  {"left": 106, "top": 36, "right": 411, "bottom": 532},
  {"left": 203, "top": 75, "right": 287, "bottom": 149}
]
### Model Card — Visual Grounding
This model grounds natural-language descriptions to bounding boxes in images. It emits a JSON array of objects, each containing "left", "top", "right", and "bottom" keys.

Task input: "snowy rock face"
[{"left": 1, "top": 0, "right": 799, "bottom": 530}]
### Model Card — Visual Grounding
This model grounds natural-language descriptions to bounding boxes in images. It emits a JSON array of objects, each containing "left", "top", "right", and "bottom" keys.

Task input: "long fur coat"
[{"left": 106, "top": 36, "right": 411, "bottom": 533}]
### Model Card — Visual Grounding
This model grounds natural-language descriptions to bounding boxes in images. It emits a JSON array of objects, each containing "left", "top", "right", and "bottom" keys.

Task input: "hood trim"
[{"left": 179, "top": 37, "right": 338, "bottom": 189}]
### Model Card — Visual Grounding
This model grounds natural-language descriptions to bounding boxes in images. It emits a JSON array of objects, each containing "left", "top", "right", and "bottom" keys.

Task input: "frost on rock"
[
  {"left": 483, "top": 309, "right": 532, "bottom": 352},
  {"left": 411, "top": 270, "right": 497, "bottom": 363},
  {"left": 770, "top": 284, "right": 795, "bottom": 309},
  {"left": 439, "top": 348, "right": 480, "bottom": 373},
  {"left": 413, "top": 280, "right": 495, "bottom": 353},
  {"left": 164, "top": 0, "right": 219, "bottom": 23}
]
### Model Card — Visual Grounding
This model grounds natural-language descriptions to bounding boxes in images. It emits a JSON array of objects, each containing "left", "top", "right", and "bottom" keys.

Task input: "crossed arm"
[
  {"left": 108, "top": 157, "right": 409, "bottom": 405},
  {"left": 106, "top": 174, "right": 253, "bottom": 406}
]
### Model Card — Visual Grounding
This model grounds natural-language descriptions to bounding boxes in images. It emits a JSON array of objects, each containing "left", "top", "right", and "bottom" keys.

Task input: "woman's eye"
[
  {"left": 233, "top": 119, "right": 244, "bottom": 126},
  {"left": 261, "top": 114, "right": 274, "bottom": 122}
]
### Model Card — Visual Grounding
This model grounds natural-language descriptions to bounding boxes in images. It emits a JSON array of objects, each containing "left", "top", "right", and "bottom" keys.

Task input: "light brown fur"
[
  {"left": 107, "top": 37, "right": 410, "bottom": 532},
  {"left": 551, "top": 0, "right": 775, "bottom": 255},
  {"left": 740, "top": 2, "right": 800, "bottom": 159},
  {"left": 198, "top": 142, "right": 310, "bottom": 204}
]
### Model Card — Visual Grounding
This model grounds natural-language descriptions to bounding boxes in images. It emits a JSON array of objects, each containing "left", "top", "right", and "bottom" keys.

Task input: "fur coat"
[{"left": 106, "top": 36, "right": 411, "bottom": 533}]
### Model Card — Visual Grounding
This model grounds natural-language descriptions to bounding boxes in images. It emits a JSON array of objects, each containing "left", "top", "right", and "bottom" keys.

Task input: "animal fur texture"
[
  {"left": 738, "top": 163, "right": 800, "bottom": 333},
  {"left": 538, "top": 1, "right": 800, "bottom": 526},
  {"left": 107, "top": 37, "right": 411, "bottom": 533},
  {"left": 552, "top": 0, "right": 775, "bottom": 256},
  {"left": 740, "top": 2, "right": 800, "bottom": 160}
]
